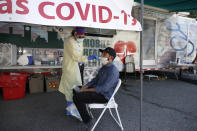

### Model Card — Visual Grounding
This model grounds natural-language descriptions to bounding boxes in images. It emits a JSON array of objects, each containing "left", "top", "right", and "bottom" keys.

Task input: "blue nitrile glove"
[
  {"left": 88, "top": 54, "right": 99, "bottom": 60},
  {"left": 78, "top": 62, "right": 84, "bottom": 66}
]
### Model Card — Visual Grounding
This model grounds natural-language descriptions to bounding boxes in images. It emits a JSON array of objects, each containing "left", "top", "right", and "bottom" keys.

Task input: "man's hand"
[
  {"left": 82, "top": 85, "right": 88, "bottom": 89},
  {"left": 80, "top": 86, "right": 96, "bottom": 92},
  {"left": 80, "top": 85, "right": 88, "bottom": 92}
]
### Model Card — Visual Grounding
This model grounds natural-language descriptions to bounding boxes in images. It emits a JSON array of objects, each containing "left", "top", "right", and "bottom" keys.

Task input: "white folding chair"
[{"left": 88, "top": 79, "right": 123, "bottom": 131}]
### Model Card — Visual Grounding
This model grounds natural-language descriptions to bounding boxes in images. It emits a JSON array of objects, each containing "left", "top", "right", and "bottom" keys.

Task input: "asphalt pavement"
[{"left": 0, "top": 78, "right": 197, "bottom": 131}]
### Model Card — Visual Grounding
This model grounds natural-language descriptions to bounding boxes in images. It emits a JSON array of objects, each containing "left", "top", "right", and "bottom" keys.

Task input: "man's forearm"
[{"left": 81, "top": 88, "right": 96, "bottom": 92}]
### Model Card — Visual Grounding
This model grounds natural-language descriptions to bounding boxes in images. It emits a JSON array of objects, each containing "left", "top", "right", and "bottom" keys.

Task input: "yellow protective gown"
[{"left": 59, "top": 36, "right": 88, "bottom": 101}]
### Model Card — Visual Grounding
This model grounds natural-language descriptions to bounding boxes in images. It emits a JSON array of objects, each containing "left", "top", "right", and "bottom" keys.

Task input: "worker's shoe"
[{"left": 65, "top": 101, "right": 73, "bottom": 115}]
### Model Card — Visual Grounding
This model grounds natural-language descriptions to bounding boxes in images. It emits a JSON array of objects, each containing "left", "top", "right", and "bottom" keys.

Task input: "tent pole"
[{"left": 140, "top": 0, "right": 144, "bottom": 131}]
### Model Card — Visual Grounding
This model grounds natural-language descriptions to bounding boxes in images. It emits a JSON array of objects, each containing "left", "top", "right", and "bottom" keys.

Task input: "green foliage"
[{"left": 187, "top": 12, "right": 197, "bottom": 18}]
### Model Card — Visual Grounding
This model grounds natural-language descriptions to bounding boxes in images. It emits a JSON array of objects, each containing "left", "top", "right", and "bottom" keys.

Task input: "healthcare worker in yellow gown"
[{"left": 58, "top": 27, "right": 98, "bottom": 113}]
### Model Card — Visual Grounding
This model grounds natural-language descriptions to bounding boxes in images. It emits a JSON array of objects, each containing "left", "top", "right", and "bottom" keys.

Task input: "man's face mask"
[
  {"left": 77, "top": 38, "right": 84, "bottom": 43},
  {"left": 100, "top": 57, "right": 109, "bottom": 65}
]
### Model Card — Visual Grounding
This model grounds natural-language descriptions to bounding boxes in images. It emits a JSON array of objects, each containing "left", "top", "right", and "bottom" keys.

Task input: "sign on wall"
[
  {"left": 157, "top": 15, "right": 197, "bottom": 65},
  {"left": 0, "top": 0, "right": 141, "bottom": 31}
]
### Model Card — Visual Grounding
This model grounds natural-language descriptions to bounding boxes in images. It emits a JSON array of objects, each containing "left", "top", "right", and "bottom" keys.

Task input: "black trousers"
[{"left": 73, "top": 89, "right": 108, "bottom": 123}]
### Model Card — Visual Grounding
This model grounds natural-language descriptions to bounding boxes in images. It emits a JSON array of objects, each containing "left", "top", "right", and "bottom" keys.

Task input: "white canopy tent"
[
  {"left": 0, "top": 0, "right": 145, "bottom": 130},
  {"left": 0, "top": 0, "right": 142, "bottom": 31}
]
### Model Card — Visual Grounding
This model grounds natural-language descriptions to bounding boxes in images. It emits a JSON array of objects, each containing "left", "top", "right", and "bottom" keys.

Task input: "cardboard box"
[
  {"left": 29, "top": 74, "right": 44, "bottom": 93},
  {"left": 45, "top": 74, "right": 60, "bottom": 92}
]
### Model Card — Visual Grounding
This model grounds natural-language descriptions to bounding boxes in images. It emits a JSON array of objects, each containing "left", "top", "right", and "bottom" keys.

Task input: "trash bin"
[
  {"left": 0, "top": 72, "right": 27, "bottom": 100},
  {"left": 45, "top": 74, "right": 60, "bottom": 92},
  {"left": 29, "top": 74, "right": 44, "bottom": 94}
]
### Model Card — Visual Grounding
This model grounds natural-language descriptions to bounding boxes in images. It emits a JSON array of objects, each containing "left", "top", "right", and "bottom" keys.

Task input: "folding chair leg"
[
  {"left": 109, "top": 108, "right": 124, "bottom": 130},
  {"left": 115, "top": 108, "right": 124, "bottom": 130},
  {"left": 86, "top": 105, "right": 94, "bottom": 118},
  {"left": 91, "top": 107, "right": 108, "bottom": 131},
  {"left": 109, "top": 108, "right": 119, "bottom": 126},
  {"left": 89, "top": 109, "right": 94, "bottom": 119}
]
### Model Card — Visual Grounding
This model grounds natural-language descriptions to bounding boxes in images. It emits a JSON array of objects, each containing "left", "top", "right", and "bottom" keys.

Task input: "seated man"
[{"left": 73, "top": 47, "right": 119, "bottom": 125}]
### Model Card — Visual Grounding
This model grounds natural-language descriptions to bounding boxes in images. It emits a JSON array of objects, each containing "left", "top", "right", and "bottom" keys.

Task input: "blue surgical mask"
[{"left": 77, "top": 38, "right": 84, "bottom": 43}]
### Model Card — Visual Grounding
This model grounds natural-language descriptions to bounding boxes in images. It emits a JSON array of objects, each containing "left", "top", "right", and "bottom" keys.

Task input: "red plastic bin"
[{"left": 0, "top": 73, "right": 27, "bottom": 100}]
